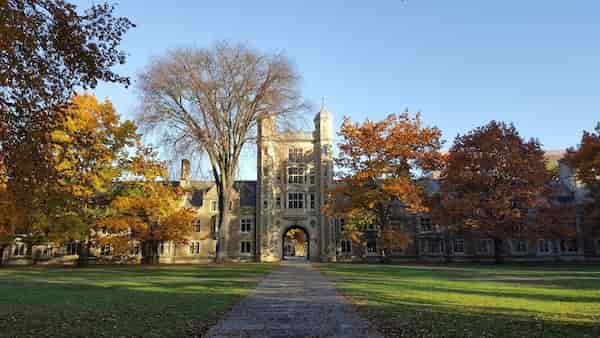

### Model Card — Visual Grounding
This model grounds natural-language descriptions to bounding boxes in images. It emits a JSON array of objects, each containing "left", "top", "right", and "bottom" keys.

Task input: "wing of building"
[{"left": 2, "top": 108, "right": 599, "bottom": 265}]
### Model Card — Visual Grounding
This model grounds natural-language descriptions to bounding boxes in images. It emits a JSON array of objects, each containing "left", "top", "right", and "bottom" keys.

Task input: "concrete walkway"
[{"left": 204, "top": 261, "right": 381, "bottom": 338}]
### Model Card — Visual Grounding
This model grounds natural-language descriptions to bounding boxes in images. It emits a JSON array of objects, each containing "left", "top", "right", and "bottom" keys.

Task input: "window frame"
[
  {"left": 288, "top": 147, "right": 303, "bottom": 162},
  {"left": 210, "top": 200, "right": 218, "bottom": 212},
  {"left": 189, "top": 241, "right": 200, "bottom": 255},
  {"left": 512, "top": 239, "right": 528, "bottom": 255},
  {"left": 240, "top": 241, "right": 252, "bottom": 255},
  {"left": 419, "top": 216, "right": 432, "bottom": 232},
  {"left": 537, "top": 239, "right": 553, "bottom": 255},
  {"left": 287, "top": 166, "right": 305, "bottom": 184},
  {"left": 453, "top": 238, "right": 465, "bottom": 254},
  {"left": 193, "top": 219, "right": 202, "bottom": 233},
  {"left": 340, "top": 239, "right": 352, "bottom": 255},
  {"left": 288, "top": 192, "right": 305, "bottom": 209},
  {"left": 240, "top": 217, "right": 253, "bottom": 233},
  {"left": 13, "top": 242, "right": 26, "bottom": 257}
]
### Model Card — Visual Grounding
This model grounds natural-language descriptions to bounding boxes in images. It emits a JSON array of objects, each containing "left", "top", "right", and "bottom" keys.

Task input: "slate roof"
[{"left": 178, "top": 180, "right": 257, "bottom": 208}]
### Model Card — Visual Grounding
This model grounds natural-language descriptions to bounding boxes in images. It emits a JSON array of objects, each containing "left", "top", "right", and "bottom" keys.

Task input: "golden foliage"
[{"left": 326, "top": 113, "right": 444, "bottom": 251}]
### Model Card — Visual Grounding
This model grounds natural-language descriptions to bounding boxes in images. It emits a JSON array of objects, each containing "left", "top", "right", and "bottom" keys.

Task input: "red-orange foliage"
[
  {"left": 565, "top": 122, "right": 600, "bottom": 234},
  {"left": 433, "top": 121, "right": 571, "bottom": 253},
  {"left": 326, "top": 113, "right": 444, "bottom": 252}
]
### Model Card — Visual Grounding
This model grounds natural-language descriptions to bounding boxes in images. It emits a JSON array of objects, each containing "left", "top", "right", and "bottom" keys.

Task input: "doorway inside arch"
[{"left": 283, "top": 226, "right": 309, "bottom": 261}]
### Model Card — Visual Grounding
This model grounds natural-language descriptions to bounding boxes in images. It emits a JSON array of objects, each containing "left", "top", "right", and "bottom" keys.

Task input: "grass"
[
  {"left": 0, "top": 263, "right": 277, "bottom": 337},
  {"left": 318, "top": 263, "right": 600, "bottom": 338}
]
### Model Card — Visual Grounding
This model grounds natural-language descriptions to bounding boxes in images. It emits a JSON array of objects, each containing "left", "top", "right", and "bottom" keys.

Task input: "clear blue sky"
[{"left": 75, "top": 0, "right": 600, "bottom": 179}]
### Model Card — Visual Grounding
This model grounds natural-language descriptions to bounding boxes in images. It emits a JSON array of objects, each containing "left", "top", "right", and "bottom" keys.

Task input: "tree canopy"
[
  {"left": 433, "top": 121, "right": 570, "bottom": 257},
  {"left": 138, "top": 42, "right": 307, "bottom": 261},
  {"left": 325, "top": 113, "right": 444, "bottom": 252}
]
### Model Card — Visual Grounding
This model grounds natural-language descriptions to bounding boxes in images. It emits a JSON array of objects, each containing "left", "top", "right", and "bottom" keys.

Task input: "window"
[
  {"left": 512, "top": 240, "right": 528, "bottom": 254},
  {"left": 100, "top": 244, "right": 112, "bottom": 256},
  {"left": 240, "top": 241, "right": 252, "bottom": 254},
  {"left": 288, "top": 192, "right": 305, "bottom": 209},
  {"left": 309, "top": 193, "right": 316, "bottom": 209},
  {"left": 210, "top": 216, "right": 218, "bottom": 239},
  {"left": 193, "top": 219, "right": 201, "bottom": 232},
  {"left": 131, "top": 244, "right": 140, "bottom": 256},
  {"left": 13, "top": 243, "right": 26, "bottom": 257},
  {"left": 366, "top": 223, "right": 376, "bottom": 231},
  {"left": 477, "top": 239, "right": 492, "bottom": 254},
  {"left": 288, "top": 147, "right": 303, "bottom": 162},
  {"left": 210, "top": 200, "right": 218, "bottom": 212},
  {"left": 338, "top": 218, "right": 346, "bottom": 232},
  {"left": 159, "top": 241, "right": 166, "bottom": 256},
  {"left": 453, "top": 239, "right": 465, "bottom": 254},
  {"left": 309, "top": 173, "right": 316, "bottom": 185},
  {"left": 366, "top": 241, "right": 377, "bottom": 254},
  {"left": 241, "top": 217, "right": 253, "bottom": 233},
  {"left": 189, "top": 241, "right": 200, "bottom": 255},
  {"left": 263, "top": 199, "right": 268, "bottom": 210},
  {"left": 538, "top": 239, "right": 553, "bottom": 254},
  {"left": 275, "top": 195, "right": 282, "bottom": 209},
  {"left": 288, "top": 166, "right": 305, "bottom": 184},
  {"left": 560, "top": 239, "right": 578, "bottom": 253},
  {"left": 65, "top": 242, "right": 77, "bottom": 255},
  {"left": 596, "top": 239, "right": 600, "bottom": 254},
  {"left": 340, "top": 240, "right": 352, "bottom": 254},
  {"left": 422, "top": 239, "right": 443, "bottom": 254},
  {"left": 420, "top": 216, "right": 432, "bottom": 232},
  {"left": 40, "top": 246, "right": 51, "bottom": 257}
]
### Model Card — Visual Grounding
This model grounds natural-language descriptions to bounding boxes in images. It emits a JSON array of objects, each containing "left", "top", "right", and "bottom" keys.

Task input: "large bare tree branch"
[{"left": 137, "top": 41, "right": 308, "bottom": 261}]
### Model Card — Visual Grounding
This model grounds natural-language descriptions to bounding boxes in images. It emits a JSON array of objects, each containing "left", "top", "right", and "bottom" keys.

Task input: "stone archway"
[{"left": 282, "top": 226, "right": 310, "bottom": 261}]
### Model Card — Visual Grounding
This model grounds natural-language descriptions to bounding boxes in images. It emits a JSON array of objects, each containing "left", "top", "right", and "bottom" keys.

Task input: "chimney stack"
[{"left": 181, "top": 159, "right": 191, "bottom": 186}]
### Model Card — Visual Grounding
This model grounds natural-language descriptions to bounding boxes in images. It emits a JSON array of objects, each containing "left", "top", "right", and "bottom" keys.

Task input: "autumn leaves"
[{"left": 327, "top": 115, "right": 599, "bottom": 258}]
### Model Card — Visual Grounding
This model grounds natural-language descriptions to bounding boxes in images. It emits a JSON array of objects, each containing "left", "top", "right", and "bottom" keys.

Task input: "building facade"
[{"left": 2, "top": 108, "right": 599, "bottom": 265}]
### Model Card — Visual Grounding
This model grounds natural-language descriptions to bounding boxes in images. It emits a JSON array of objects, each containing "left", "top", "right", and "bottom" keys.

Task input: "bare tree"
[{"left": 138, "top": 42, "right": 307, "bottom": 261}]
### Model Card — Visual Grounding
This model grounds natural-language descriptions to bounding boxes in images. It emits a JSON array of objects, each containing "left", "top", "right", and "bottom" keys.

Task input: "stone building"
[{"left": 2, "top": 107, "right": 599, "bottom": 265}]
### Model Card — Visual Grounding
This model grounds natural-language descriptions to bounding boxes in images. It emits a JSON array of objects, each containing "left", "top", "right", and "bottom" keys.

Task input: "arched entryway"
[{"left": 282, "top": 226, "right": 310, "bottom": 261}]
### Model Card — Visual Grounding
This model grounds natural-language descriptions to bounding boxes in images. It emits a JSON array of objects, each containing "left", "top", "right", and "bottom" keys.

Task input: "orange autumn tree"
[
  {"left": 0, "top": 159, "right": 17, "bottom": 264},
  {"left": 325, "top": 113, "right": 444, "bottom": 255},
  {"left": 0, "top": 93, "right": 139, "bottom": 263},
  {"left": 565, "top": 122, "right": 600, "bottom": 236},
  {"left": 95, "top": 148, "right": 195, "bottom": 264},
  {"left": 433, "top": 121, "right": 567, "bottom": 261}
]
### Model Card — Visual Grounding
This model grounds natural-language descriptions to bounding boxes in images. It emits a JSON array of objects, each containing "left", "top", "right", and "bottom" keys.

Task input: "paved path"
[{"left": 204, "top": 261, "right": 381, "bottom": 338}]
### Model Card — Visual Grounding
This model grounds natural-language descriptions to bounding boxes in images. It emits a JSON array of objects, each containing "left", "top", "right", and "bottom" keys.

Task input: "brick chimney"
[{"left": 181, "top": 159, "right": 191, "bottom": 186}]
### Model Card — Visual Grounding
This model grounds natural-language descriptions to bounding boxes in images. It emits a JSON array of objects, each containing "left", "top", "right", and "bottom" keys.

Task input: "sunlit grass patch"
[
  {"left": 319, "top": 263, "right": 600, "bottom": 338},
  {"left": 0, "top": 263, "right": 276, "bottom": 337}
]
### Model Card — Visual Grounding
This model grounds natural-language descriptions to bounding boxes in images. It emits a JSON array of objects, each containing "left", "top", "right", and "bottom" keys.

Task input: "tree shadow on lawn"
[
  {"left": 344, "top": 279, "right": 600, "bottom": 304},
  {"left": 353, "top": 298, "right": 600, "bottom": 338},
  {"left": 0, "top": 265, "right": 276, "bottom": 337}
]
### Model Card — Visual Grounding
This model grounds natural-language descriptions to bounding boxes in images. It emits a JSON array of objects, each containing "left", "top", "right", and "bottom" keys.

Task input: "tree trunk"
[
  {"left": 493, "top": 238, "right": 503, "bottom": 264},
  {"left": 0, "top": 245, "right": 6, "bottom": 266},
  {"left": 77, "top": 240, "right": 91, "bottom": 267},
  {"left": 216, "top": 181, "right": 233, "bottom": 263},
  {"left": 142, "top": 240, "right": 160, "bottom": 264}
]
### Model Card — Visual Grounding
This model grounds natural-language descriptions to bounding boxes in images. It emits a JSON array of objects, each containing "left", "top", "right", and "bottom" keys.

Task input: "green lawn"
[
  {"left": 0, "top": 264, "right": 276, "bottom": 337},
  {"left": 319, "top": 263, "right": 600, "bottom": 338}
]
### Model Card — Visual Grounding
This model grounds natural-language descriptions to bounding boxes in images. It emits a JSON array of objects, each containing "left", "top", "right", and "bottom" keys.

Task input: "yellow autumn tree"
[
  {"left": 325, "top": 113, "right": 444, "bottom": 255},
  {"left": 0, "top": 93, "right": 138, "bottom": 262},
  {"left": 95, "top": 148, "right": 195, "bottom": 263}
]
